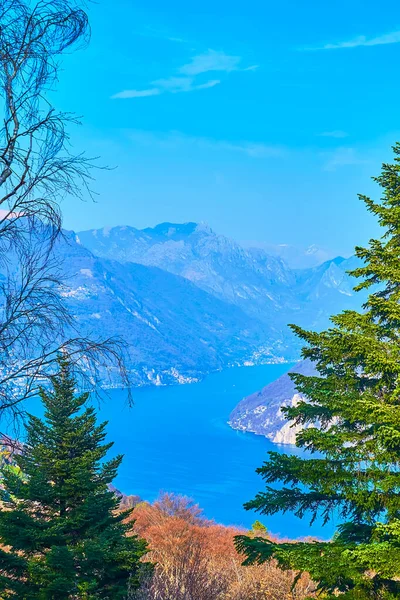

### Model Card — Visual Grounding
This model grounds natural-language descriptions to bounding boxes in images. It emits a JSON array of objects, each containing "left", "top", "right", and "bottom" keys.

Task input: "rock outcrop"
[{"left": 229, "top": 360, "right": 316, "bottom": 444}]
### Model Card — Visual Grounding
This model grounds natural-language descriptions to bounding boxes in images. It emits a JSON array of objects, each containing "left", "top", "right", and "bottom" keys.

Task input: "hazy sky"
[{"left": 55, "top": 0, "right": 400, "bottom": 256}]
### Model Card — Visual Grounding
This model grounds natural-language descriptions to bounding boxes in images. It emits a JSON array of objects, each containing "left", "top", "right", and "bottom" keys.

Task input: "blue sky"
[{"left": 56, "top": 0, "right": 400, "bottom": 256}]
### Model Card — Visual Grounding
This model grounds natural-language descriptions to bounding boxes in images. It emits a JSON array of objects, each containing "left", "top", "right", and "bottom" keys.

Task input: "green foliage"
[
  {"left": 0, "top": 357, "right": 149, "bottom": 599},
  {"left": 251, "top": 520, "right": 268, "bottom": 535},
  {"left": 236, "top": 143, "right": 400, "bottom": 599}
]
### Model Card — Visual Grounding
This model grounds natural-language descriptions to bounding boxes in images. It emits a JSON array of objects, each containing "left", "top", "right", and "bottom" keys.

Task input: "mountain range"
[
  {"left": 3, "top": 222, "right": 367, "bottom": 387},
  {"left": 77, "top": 221, "right": 366, "bottom": 339},
  {"left": 54, "top": 231, "right": 277, "bottom": 386}
]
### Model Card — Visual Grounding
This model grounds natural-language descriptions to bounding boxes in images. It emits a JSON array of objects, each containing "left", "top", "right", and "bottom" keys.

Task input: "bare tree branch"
[
  {"left": 0, "top": 0, "right": 94, "bottom": 248},
  {"left": 0, "top": 1, "right": 132, "bottom": 426}
]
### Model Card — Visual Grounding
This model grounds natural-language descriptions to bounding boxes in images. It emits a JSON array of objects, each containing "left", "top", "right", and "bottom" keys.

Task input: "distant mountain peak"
[
  {"left": 331, "top": 256, "right": 346, "bottom": 266},
  {"left": 195, "top": 221, "right": 213, "bottom": 233},
  {"left": 141, "top": 221, "right": 215, "bottom": 239},
  {"left": 143, "top": 222, "right": 198, "bottom": 237},
  {"left": 80, "top": 222, "right": 215, "bottom": 240}
]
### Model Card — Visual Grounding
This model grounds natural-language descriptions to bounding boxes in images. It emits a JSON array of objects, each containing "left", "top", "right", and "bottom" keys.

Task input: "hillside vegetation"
[{"left": 129, "top": 493, "right": 315, "bottom": 600}]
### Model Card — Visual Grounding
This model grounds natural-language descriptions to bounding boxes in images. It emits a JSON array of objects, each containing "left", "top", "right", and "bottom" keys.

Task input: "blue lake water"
[{"left": 90, "top": 363, "right": 336, "bottom": 540}]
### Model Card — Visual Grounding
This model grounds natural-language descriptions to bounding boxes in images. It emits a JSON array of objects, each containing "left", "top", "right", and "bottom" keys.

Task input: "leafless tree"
[
  {"left": 129, "top": 494, "right": 316, "bottom": 600},
  {"left": 0, "top": 0, "right": 93, "bottom": 241},
  {"left": 0, "top": 0, "right": 131, "bottom": 428}
]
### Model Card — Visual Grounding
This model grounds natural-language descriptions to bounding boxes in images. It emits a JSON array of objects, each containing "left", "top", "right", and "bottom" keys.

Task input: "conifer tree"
[
  {"left": 0, "top": 357, "right": 148, "bottom": 599},
  {"left": 251, "top": 521, "right": 268, "bottom": 536},
  {"left": 236, "top": 144, "right": 400, "bottom": 599}
]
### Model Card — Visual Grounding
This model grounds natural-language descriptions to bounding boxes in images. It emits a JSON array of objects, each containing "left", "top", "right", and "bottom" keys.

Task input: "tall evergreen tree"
[
  {"left": 0, "top": 357, "right": 148, "bottom": 599},
  {"left": 236, "top": 144, "right": 400, "bottom": 599}
]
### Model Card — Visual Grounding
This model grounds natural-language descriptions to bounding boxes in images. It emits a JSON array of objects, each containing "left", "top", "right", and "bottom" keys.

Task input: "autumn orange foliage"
[{"left": 128, "top": 493, "right": 315, "bottom": 600}]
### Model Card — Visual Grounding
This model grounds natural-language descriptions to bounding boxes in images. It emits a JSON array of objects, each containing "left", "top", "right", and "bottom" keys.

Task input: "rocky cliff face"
[{"left": 229, "top": 360, "right": 316, "bottom": 444}]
